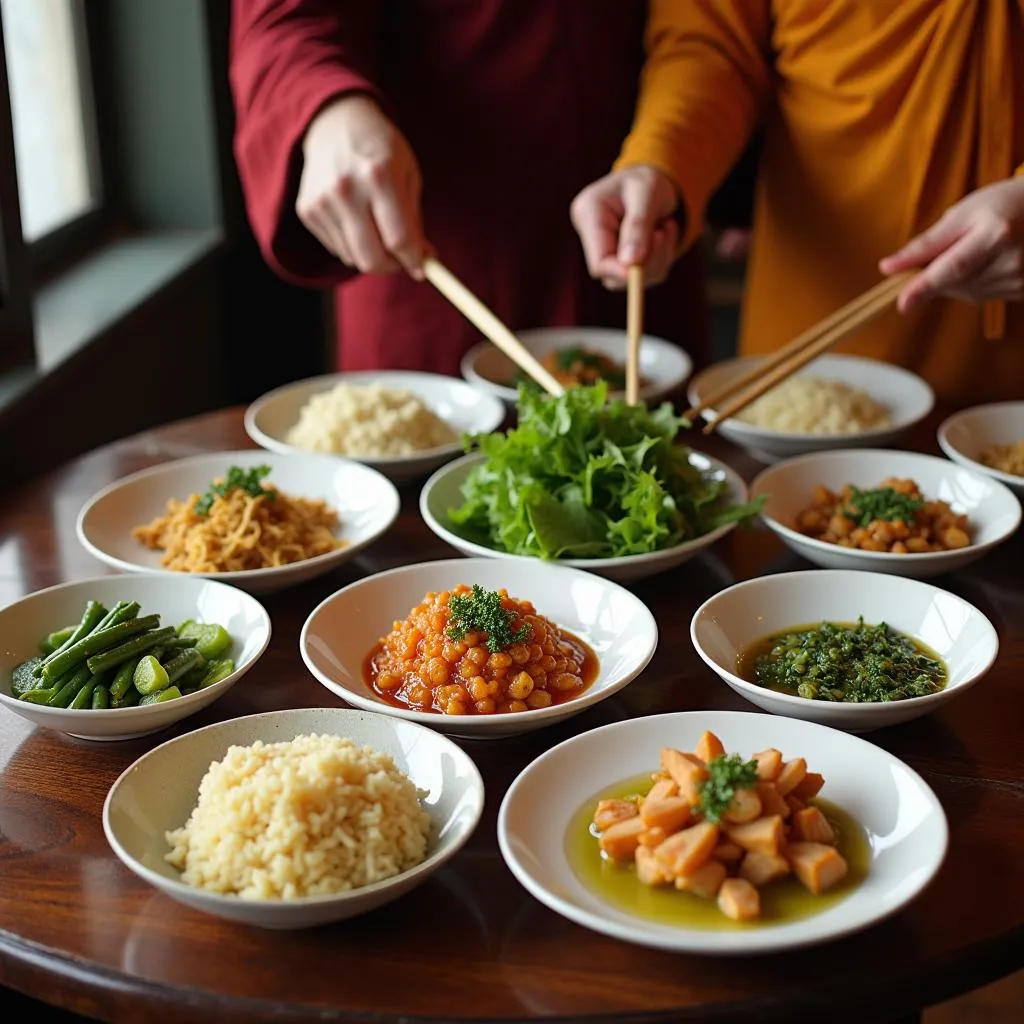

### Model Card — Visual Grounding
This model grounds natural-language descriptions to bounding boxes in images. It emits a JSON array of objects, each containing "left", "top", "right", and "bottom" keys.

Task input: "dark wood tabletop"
[{"left": 1, "top": 405, "right": 1022, "bottom": 1024}]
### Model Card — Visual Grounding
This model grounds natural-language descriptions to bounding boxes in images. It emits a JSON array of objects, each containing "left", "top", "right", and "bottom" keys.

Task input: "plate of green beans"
[{"left": 0, "top": 575, "right": 271, "bottom": 740}]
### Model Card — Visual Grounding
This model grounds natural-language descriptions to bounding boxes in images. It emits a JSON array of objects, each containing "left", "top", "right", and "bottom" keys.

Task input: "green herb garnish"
[
  {"left": 194, "top": 465, "right": 275, "bottom": 516},
  {"left": 841, "top": 486, "right": 923, "bottom": 527},
  {"left": 697, "top": 754, "right": 759, "bottom": 824},
  {"left": 445, "top": 584, "right": 531, "bottom": 654}
]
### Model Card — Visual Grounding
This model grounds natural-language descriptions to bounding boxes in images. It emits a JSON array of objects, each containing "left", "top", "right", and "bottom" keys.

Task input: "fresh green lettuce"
[{"left": 447, "top": 383, "right": 763, "bottom": 559}]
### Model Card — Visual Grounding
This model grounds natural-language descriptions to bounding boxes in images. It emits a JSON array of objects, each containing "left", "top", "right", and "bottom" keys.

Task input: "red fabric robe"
[{"left": 229, "top": 0, "right": 708, "bottom": 375}]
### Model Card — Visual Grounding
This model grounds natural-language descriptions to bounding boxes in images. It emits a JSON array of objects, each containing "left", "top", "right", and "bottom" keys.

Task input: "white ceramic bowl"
[
  {"left": 299, "top": 558, "right": 657, "bottom": 739},
  {"left": 750, "top": 448, "right": 1021, "bottom": 578},
  {"left": 0, "top": 575, "right": 271, "bottom": 741},
  {"left": 690, "top": 569, "right": 998, "bottom": 731},
  {"left": 244, "top": 370, "right": 506, "bottom": 483},
  {"left": 498, "top": 710, "right": 947, "bottom": 954},
  {"left": 76, "top": 450, "right": 400, "bottom": 595},
  {"left": 938, "top": 401, "right": 1024, "bottom": 500},
  {"left": 419, "top": 452, "right": 749, "bottom": 584},
  {"left": 103, "top": 707, "right": 484, "bottom": 929},
  {"left": 461, "top": 326, "right": 692, "bottom": 407},
  {"left": 686, "top": 354, "right": 935, "bottom": 463}
]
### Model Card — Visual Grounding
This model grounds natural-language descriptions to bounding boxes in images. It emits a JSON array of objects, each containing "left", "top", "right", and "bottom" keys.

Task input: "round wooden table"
[{"left": 1, "top": 406, "right": 1022, "bottom": 1024}]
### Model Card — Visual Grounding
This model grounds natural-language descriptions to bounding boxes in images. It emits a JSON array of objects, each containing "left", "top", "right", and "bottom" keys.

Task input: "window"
[{"left": 0, "top": 0, "right": 100, "bottom": 243}]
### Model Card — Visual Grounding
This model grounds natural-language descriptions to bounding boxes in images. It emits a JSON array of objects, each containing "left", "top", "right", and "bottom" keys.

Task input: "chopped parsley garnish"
[
  {"left": 841, "top": 486, "right": 924, "bottom": 527},
  {"left": 697, "top": 754, "right": 759, "bottom": 824},
  {"left": 194, "top": 465, "right": 275, "bottom": 516},
  {"left": 445, "top": 584, "right": 531, "bottom": 654}
]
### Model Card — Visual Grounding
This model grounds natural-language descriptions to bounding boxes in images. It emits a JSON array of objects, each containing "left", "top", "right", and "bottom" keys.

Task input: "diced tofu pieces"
[
  {"left": 790, "top": 771, "right": 825, "bottom": 803},
  {"left": 776, "top": 757, "right": 808, "bottom": 796},
  {"left": 711, "top": 841, "right": 744, "bottom": 865},
  {"left": 674, "top": 858, "right": 728, "bottom": 899},
  {"left": 593, "top": 798, "right": 639, "bottom": 832},
  {"left": 739, "top": 851, "right": 790, "bottom": 887},
  {"left": 598, "top": 815, "right": 646, "bottom": 861},
  {"left": 660, "top": 747, "right": 709, "bottom": 803},
  {"left": 791, "top": 806, "right": 836, "bottom": 845},
  {"left": 756, "top": 781, "right": 791, "bottom": 819},
  {"left": 725, "top": 814, "right": 785, "bottom": 856},
  {"left": 717, "top": 878, "right": 761, "bottom": 921},
  {"left": 753, "top": 748, "right": 783, "bottom": 781},
  {"left": 635, "top": 845, "right": 669, "bottom": 886},
  {"left": 787, "top": 842, "right": 849, "bottom": 894},
  {"left": 722, "top": 786, "right": 762, "bottom": 824},
  {"left": 640, "top": 796, "right": 693, "bottom": 834},
  {"left": 695, "top": 730, "right": 726, "bottom": 764},
  {"left": 653, "top": 820, "right": 719, "bottom": 878}
]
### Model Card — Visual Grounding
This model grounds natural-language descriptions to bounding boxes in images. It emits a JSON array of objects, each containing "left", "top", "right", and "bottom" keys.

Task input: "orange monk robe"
[{"left": 615, "top": 0, "right": 1024, "bottom": 405}]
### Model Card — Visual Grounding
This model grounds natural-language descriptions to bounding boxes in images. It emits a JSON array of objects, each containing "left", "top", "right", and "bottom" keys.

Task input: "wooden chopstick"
[
  {"left": 700, "top": 272, "right": 911, "bottom": 434},
  {"left": 626, "top": 265, "right": 644, "bottom": 405},
  {"left": 685, "top": 272, "right": 913, "bottom": 422},
  {"left": 421, "top": 255, "right": 565, "bottom": 398}
]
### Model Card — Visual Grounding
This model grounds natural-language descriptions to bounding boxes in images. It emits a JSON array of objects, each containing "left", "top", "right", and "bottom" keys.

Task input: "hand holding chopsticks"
[
  {"left": 625, "top": 265, "right": 644, "bottom": 405},
  {"left": 421, "top": 255, "right": 565, "bottom": 397},
  {"left": 686, "top": 271, "right": 914, "bottom": 433}
]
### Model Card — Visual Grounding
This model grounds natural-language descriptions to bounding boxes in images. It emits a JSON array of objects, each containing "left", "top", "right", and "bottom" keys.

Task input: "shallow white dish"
[
  {"left": 687, "top": 354, "right": 934, "bottom": 464},
  {"left": 244, "top": 370, "right": 506, "bottom": 483},
  {"left": 750, "top": 448, "right": 1020, "bottom": 578},
  {"left": 690, "top": 569, "right": 998, "bottom": 731},
  {"left": 461, "top": 326, "right": 692, "bottom": 407},
  {"left": 103, "top": 707, "right": 484, "bottom": 929},
  {"left": 0, "top": 575, "right": 270, "bottom": 741},
  {"left": 498, "top": 710, "right": 947, "bottom": 954},
  {"left": 76, "top": 450, "right": 399, "bottom": 595},
  {"left": 937, "top": 401, "right": 1024, "bottom": 500},
  {"left": 299, "top": 557, "right": 657, "bottom": 739},
  {"left": 419, "top": 452, "right": 749, "bottom": 584}
]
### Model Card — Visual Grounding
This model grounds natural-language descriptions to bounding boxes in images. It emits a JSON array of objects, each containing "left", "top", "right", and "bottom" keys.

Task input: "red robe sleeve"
[{"left": 229, "top": 0, "right": 386, "bottom": 286}]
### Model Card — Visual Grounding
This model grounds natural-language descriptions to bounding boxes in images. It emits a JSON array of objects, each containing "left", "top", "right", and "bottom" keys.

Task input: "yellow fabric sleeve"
[{"left": 614, "top": 0, "right": 773, "bottom": 251}]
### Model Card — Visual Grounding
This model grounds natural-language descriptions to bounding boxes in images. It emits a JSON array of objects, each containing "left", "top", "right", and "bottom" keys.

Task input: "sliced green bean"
[
  {"left": 19, "top": 686, "right": 60, "bottom": 704},
  {"left": 139, "top": 685, "right": 182, "bottom": 706},
  {"left": 70, "top": 680, "right": 97, "bottom": 710},
  {"left": 34, "top": 600, "right": 106, "bottom": 676},
  {"left": 46, "top": 664, "right": 93, "bottom": 707},
  {"left": 109, "top": 657, "right": 140, "bottom": 701},
  {"left": 112, "top": 688, "right": 140, "bottom": 709},
  {"left": 40, "top": 626, "right": 76, "bottom": 656},
  {"left": 161, "top": 648, "right": 205, "bottom": 685},
  {"left": 91, "top": 685, "right": 110, "bottom": 710},
  {"left": 85, "top": 626, "right": 175, "bottom": 675},
  {"left": 157, "top": 636, "right": 198, "bottom": 653},
  {"left": 198, "top": 658, "right": 235, "bottom": 689},
  {"left": 42, "top": 615, "right": 160, "bottom": 681}
]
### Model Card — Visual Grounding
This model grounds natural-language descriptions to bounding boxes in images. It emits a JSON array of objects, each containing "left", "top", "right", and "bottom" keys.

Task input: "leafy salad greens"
[{"left": 446, "top": 383, "right": 764, "bottom": 560}]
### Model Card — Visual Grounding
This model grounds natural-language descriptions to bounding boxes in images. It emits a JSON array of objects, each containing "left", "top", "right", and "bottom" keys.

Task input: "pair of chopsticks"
[{"left": 685, "top": 271, "right": 913, "bottom": 434}]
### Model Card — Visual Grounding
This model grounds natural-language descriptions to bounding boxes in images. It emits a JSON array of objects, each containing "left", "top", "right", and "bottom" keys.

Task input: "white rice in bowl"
[
  {"left": 164, "top": 734, "right": 432, "bottom": 900},
  {"left": 735, "top": 376, "right": 891, "bottom": 435},
  {"left": 285, "top": 383, "right": 457, "bottom": 457}
]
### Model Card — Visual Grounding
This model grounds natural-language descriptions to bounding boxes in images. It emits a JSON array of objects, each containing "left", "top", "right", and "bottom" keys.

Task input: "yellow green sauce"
[{"left": 565, "top": 773, "right": 870, "bottom": 930}]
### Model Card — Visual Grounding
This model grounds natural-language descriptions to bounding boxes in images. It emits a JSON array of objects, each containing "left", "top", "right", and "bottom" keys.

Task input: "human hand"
[
  {"left": 570, "top": 165, "right": 680, "bottom": 289},
  {"left": 296, "top": 94, "right": 425, "bottom": 277},
  {"left": 879, "top": 176, "right": 1024, "bottom": 312}
]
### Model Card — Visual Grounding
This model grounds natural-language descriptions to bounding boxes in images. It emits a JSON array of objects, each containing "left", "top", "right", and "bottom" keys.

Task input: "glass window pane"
[{"left": 1, "top": 0, "right": 98, "bottom": 241}]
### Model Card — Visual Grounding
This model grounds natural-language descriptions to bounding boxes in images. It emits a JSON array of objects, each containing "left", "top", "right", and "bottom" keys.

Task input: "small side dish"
[
  {"left": 365, "top": 584, "right": 598, "bottom": 716},
  {"left": 285, "top": 381, "right": 457, "bottom": 457},
  {"left": 578, "top": 730, "right": 865, "bottom": 925},
  {"left": 793, "top": 477, "right": 971, "bottom": 553},
  {"left": 133, "top": 464, "right": 346, "bottom": 572},
  {"left": 736, "top": 618, "right": 947, "bottom": 703},
  {"left": 979, "top": 438, "right": 1024, "bottom": 477},
  {"left": 11, "top": 598, "right": 235, "bottom": 710},
  {"left": 733, "top": 377, "right": 891, "bottom": 435},
  {"left": 164, "top": 733, "right": 431, "bottom": 899}
]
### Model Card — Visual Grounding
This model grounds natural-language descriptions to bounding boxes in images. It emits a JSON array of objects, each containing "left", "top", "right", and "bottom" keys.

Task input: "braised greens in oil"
[{"left": 738, "top": 618, "right": 947, "bottom": 703}]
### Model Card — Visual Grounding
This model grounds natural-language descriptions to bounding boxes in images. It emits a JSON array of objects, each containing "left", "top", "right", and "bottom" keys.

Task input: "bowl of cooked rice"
[
  {"left": 76, "top": 450, "right": 400, "bottom": 595},
  {"left": 244, "top": 371, "right": 506, "bottom": 483},
  {"left": 937, "top": 401, "right": 1024, "bottom": 500},
  {"left": 686, "top": 354, "right": 934, "bottom": 463},
  {"left": 102, "top": 707, "right": 485, "bottom": 929}
]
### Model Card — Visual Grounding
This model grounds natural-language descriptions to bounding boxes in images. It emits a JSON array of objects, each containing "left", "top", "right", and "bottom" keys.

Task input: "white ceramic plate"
[
  {"left": 937, "top": 401, "right": 1024, "bottom": 500},
  {"left": 0, "top": 575, "right": 271, "bottom": 740},
  {"left": 76, "top": 450, "right": 399, "bottom": 595},
  {"left": 687, "top": 354, "right": 934, "bottom": 463},
  {"left": 690, "top": 569, "right": 998, "bottom": 731},
  {"left": 750, "top": 448, "right": 1021, "bottom": 578},
  {"left": 244, "top": 370, "right": 506, "bottom": 483},
  {"left": 103, "top": 707, "right": 484, "bottom": 929},
  {"left": 419, "top": 452, "right": 749, "bottom": 583},
  {"left": 498, "top": 710, "right": 948, "bottom": 954},
  {"left": 299, "top": 558, "right": 657, "bottom": 738},
  {"left": 460, "top": 326, "right": 692, "bottom": 407}
]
